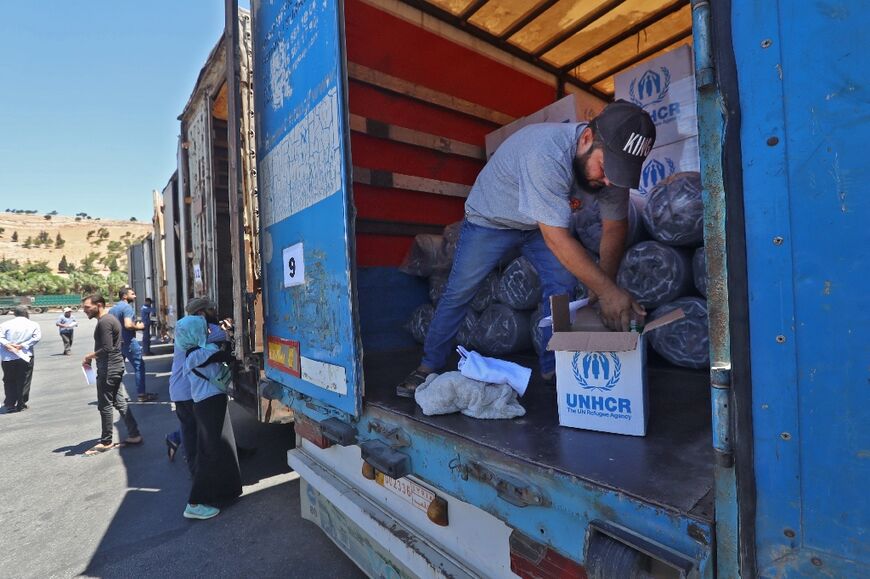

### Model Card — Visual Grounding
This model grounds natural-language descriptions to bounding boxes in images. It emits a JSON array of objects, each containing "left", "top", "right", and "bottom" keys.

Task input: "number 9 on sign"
[{"left": 283, "top": 243, "right": 305, "bottom": 287}]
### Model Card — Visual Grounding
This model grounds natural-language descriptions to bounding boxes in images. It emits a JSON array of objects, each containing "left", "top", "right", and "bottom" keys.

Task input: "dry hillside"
[{"left": 0, "top": 212, "right": 152, "bottom": 274}]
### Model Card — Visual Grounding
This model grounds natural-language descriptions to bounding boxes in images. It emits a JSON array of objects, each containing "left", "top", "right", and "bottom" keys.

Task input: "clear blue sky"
[{"left": 0, "top": 2, "right": 244, "bottom": 221}]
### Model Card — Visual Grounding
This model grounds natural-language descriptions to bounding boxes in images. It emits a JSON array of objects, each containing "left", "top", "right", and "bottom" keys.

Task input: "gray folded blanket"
[{"left": 415, "top": 371, "right": 526, "bottom": 419}]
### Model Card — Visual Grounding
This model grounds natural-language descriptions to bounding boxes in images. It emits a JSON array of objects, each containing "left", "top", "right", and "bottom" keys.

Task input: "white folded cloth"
[{"left": 456, "top": 346, "right": 531, "bottom": 397}]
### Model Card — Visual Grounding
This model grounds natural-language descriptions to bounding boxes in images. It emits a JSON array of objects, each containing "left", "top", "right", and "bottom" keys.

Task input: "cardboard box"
[
  {"left": 485, "top": 92, "right": 607, "bottom": 159},
  {"left": 547, "top": 296, "right": 684, "bottom": 436},
  {"left": 614, "top": 45, "right": 697, "bottom": 148},
  {"left": 632, "top": 135, "right": 700, "bottom": 198}
]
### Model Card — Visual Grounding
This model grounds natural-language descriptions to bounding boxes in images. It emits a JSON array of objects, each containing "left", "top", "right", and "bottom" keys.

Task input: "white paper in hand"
[{"left": 82, "top": 365, "right": 97, "bottom": 386}]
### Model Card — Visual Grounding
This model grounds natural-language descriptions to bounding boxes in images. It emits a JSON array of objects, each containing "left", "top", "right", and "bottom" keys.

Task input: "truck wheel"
[
  {"left": 71, "top": 305, "right": 80, "bottom": 311},
  {"left": 31, "top": 307, "right": 45, "bottom": 314},
  {"left": 586, "top": 534, "right": 653, "bottom": 579}
]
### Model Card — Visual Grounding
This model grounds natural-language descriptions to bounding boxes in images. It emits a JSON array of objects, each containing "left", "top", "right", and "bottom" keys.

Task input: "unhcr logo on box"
[
  {"left": 629, "top": 67, "right": 683, "bottom": 126},
  {"left": 639, "top": 157, "right": 677, "bottom": 195},
  {"left": 566, "top": 353, "right": 632, "bottom": 419}
]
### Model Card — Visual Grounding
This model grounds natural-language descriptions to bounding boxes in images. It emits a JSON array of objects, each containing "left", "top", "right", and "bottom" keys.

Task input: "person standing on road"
[
  {"left": 56, "top": 307, "right": 78, "bottom": 356},
  {"left": 396, "top": 100, "right": 655, "bottom": 397},
  {"left": 109, "top": 287, "right": 156, "bottom": 402},
  {"left": 140, "top": 297, "right": 154, "bottom": 355},
  {"left": 82, "top": 293, "right": 142, "bottom": 455},
  {"left": 168, "top": 297, "right": 231, "bottom": 473},
  {"left": 174, "top": 311, "right": 242, "bottom": 520},
  {"left": 0, "top": 306, "right": 41, "bottom": 413}
]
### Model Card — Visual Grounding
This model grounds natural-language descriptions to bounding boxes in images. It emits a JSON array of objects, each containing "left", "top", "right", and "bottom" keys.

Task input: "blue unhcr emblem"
[
  {"left": 640, "top": 157, "right": 677, "bottom": 194},
  {"left": 572, "top": 352, "right": 621, "bottom": 391},
  {"left": 629, "top": 67, "right": 671, "bottom": 108}
]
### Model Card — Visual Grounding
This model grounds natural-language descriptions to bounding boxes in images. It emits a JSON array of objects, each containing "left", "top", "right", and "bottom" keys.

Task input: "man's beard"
[{"left": 573, "top": 148, "right": 606, "bottom": 191}]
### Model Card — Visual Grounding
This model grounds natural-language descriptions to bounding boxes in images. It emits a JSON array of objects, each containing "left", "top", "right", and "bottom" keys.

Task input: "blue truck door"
[
  {"left": 251, "top": 0, "right": 361, "bottom": 417},
  {"left": 732, "top": 1, "right": 869, "bottom": 576}
]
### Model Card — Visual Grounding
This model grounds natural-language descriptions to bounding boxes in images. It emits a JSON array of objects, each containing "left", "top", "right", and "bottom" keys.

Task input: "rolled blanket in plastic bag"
[
  {"left": 473, "top": 304, "right": 532, "bottom": 356},
  {"left": 496, "top": 256, "right": 542, "bottom": 310},
  {"left": 399, "top": 234, "right": 450, "bottom": 276},
  {"left": 693, "top": 247, "right": 707, "bottom": 298},
  {"left": 642, "top": 172, "right": 704, "bottom": 247},
  {"left": 530, "top": 305, "right": 547, "bottom": 357},
  {"left": 647, "top": 297, "right": 710, "bottom": 370},
  {"left": 571, "top": 191, "right": 648, "bottom": 252},
  {"left": 408, "top": 303, "right": 435, "bottom": 344},
  {"left": 617, "top": 241, "right": 693, "bottom": 309},
  {"left": 471, "top": 270, "right": 499, "bottom": 312},
  {"left": 455, "top": 310, "right": 479, "bottom": 348},
  {"left": 429, "top": 272, "right": 449, "bottom": 305}
]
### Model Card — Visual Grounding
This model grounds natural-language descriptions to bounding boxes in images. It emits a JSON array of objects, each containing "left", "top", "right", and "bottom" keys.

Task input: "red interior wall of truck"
[{"left": 344, "top": 0, "right": 557, "bottom": 267}]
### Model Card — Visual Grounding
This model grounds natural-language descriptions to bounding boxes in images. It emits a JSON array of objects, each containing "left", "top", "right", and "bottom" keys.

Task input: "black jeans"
[
  {"left": 175, "top": 399, "right": 198, "bottom": 476},
  {"left": 96, "top": 366, "right": 140, "bottom": 445},
  {"left": 2, "top": 357, "right": 33, "bottom": 410},
  {"left": 60, "top": 331, "right": 74, "bottom": 354}
]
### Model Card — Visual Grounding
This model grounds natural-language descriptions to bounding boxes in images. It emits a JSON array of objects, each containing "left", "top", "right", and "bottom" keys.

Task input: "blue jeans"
[
  {"left": 121, "top": 339, "right": 147, "bottom": 396},
  {"left": 422, "top": 220, "right": 577, "bottom": 375},
  {"left": 142, "top": 324, "right": 152, "bottom": 355}
]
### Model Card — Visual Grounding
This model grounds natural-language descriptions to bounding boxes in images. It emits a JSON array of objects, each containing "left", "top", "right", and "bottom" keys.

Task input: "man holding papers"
[
  {"left": 0, "top": 306, "right": 41, "bottom": 413},
  {"left": 82, "top": 294, "right": 142, "bottom": 454}
]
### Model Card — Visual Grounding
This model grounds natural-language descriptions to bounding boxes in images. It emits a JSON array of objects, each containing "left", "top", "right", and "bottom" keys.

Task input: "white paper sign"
[
  {"left": 301, "top": 356, "right": 347, "bottom": 395},
  {"left": 283, "top": 243, "right": 305, "bottom": 287},
  {"left": 82, "top": 364, "right": 97, "bottom": 386}
]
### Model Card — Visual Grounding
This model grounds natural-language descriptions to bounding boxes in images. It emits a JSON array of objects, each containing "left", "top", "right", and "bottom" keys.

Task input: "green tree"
[
  {"left": 0, "top": 258, "right": 20, "bottom": 273},
  {"left": 44, "top": 214, "right": 52, "bottom": 220},
  {"left": 106, "top": 255, "right": 120, "bottom": 272},
  {"left": 55, "top": 233, "right": 65, "bottom": 249},
  {"left": 22, "top": 260, "right": 51, "bottom": 274},
  {"left": 58, "top": 255, "right": 69, "bottom": 273},
  {"left": 107, "top": 240, "right": 122, "bottom": 252},
  {"left": 0, "top": 227, "right": 4, "bottom": 237},
  {"left": 22, "top": 237, "right": 32, "bottom": 249},
  {"left": 86, "top": 230, "right": 95, "bottom": 240},
  {"left": 130, "top": 217, "right": 137, "bottom": 222},
  {"left": 80, "top": 252, "right": 100, "bottom": 274},
  {"left": 11, "top": 231, "right": 18, "bottom": 242}
]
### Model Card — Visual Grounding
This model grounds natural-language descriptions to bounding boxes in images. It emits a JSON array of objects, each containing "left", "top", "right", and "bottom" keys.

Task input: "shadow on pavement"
[
  {"left": 78, "top": 341, "right": 364, "bottom": 578},
  {"left": 53, "top": 438, "right": 101, "bottom": 456}
]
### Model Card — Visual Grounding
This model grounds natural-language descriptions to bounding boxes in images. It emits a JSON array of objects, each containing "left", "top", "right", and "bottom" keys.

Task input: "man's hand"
[
  {"left": 598, "top": 286, "right": 646, "bottom": 331},
  {"left": 82, "top": 354, "right": 94, "bottom": 366},
  {"left": 5, "top": 343, "right": 20, "bottom": 352}
]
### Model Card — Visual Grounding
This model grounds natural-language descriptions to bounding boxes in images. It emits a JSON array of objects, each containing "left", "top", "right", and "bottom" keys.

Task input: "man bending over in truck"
[
  {"left": 397, "top": 100, "right": 654, "bottom": 398},
  {"left": 109, "top": 287, "right": 157, "bottom": 402}
]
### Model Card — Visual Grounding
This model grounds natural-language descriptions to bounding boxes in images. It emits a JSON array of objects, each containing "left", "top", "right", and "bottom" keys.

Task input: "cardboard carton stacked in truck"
[{"left": 225, "top": 0, "right": 869, "bottom": 576}]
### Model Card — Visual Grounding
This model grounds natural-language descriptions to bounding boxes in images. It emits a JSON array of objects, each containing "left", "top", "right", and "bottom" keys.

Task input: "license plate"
[{"left": 376, "top": 472, "right": 436, "bottom": 513}]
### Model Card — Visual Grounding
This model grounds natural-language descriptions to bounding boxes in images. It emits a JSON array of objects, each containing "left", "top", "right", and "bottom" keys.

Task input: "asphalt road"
[{"left": 0, "top": 312, "right": 364, "bottom": 579}]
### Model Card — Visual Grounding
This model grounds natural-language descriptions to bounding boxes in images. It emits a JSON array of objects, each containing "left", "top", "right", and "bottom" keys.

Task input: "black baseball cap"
[{"left": 592, "top": 100, "right": 656, "bottom": 189}]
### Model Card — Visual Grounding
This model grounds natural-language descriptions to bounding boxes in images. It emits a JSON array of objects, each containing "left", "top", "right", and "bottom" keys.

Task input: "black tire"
[{"left": 586, "top": 534, "right": 652, "bottom": 579}]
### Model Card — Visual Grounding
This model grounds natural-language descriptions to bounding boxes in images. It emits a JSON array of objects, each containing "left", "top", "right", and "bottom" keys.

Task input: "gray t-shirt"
[{"left": 465, "top": 122, "right": 628, "bottom": 230}]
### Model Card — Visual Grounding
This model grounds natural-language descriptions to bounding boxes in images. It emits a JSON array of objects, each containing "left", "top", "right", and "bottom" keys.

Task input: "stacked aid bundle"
[
  {"left": 404, "top": 224, "right": 543, "bottom": 358},
  {"left": 570, "top": 171, "right": 710, "bottom": 369}
]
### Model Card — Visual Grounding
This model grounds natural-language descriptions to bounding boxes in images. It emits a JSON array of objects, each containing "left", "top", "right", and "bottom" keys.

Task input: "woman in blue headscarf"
[{"left": 174, "top": 313, "right": 242, "bottom": 520}]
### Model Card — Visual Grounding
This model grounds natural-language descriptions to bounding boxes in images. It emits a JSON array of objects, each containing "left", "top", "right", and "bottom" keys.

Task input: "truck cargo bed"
[{"left": 364, "top": 348, "right": 714, "bottom": 521}]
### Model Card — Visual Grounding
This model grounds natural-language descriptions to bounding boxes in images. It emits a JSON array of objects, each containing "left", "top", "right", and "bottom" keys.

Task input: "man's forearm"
[
  {"left": 540, "top": 224, "right": 616, "bottom": 296},
  {"left": 599, "top": 219, "right": 628, "bottom": 281}
]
